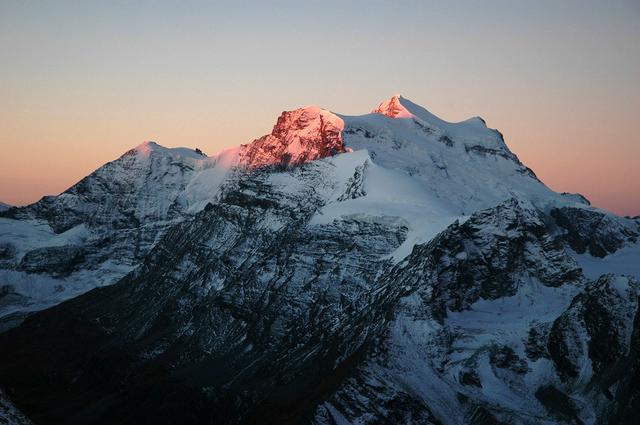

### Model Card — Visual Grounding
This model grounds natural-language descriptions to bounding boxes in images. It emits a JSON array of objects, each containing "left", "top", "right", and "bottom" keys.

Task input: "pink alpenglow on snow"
[
  {"left": 373, "top": 94, "right": 416, "bottom": 119},
  {"left": 239, "top": 106, "right": 346, "bottom": 169}
]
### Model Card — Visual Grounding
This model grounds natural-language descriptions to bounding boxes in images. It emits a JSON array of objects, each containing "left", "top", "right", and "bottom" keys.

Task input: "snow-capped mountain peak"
[
  {"left": 134, "top": 140, "right": 161, "bottom": 155},
  {"left": 127, "top": 140, "right": 209, "bottom": 160},
  {"left": 374, "top": 94, "right": 493, "bottom": 138},
  {"left": 239, "top": 105, "right": 345, "bottom": 168},
  {"left": 373, "top": 94, "right": 414, "bottom": 119},
  {"left": 2, "top": 95, "right": 640, "bottom": 425}
]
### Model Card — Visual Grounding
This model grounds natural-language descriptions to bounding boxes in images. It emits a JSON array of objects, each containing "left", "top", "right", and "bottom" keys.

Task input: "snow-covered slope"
[
  {"left": 344, "top": 95, "right": 558, "bottom": 214},
  {"left": 240, "top": 105, "right": 345, "bottom": 168},
  {"left": 0, "top": 142, "right": 239, "bottom": 325},
  {"left": 0, "top": 389, "right": 32, "bottom": 425},
  {"left": 0, "top": 107, "right": 346, "bottom": 324},
  {"left": 315, "top": 199, "right": 638, "bottom": 424},
  {"left": 0, "top": 95, "right": 638, "bottom": 424}
]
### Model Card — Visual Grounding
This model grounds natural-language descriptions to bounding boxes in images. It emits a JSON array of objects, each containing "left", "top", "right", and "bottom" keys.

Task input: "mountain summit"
[
  {"left": 373, "top": 94, "right": 414, "bottom": 118},
  {"left": 374, "top": 94, "right": 488, "bottom": 129},
  {"left": 0, "top": 96, "right": 639, "bottom": 425},
  {"left": 240, "top": 105, "right": 345, "bottom": 168}
]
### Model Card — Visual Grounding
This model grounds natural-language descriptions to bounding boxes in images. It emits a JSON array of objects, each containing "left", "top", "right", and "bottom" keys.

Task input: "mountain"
[
  {"left": 0, "top": 141, "right": 230, "bottom": 328},
  {"left": 0, "top": 106, "right": 345, "bottom": 327},
  {"left": 0, "top": 95, "right": 639, "bottom": 424}
]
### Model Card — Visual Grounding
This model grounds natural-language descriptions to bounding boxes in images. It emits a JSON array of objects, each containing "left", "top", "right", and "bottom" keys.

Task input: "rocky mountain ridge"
[{"left": 0, "top": 95, "right": 638, "bottom": 424}]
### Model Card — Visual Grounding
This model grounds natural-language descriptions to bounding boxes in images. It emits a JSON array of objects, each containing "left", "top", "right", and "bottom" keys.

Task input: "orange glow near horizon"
[
  {"left": 1, "top": 94, "right": 638, "bottom": 216},
  {"left": 1, "top": 1, "right": 638, "bottom": 216}
]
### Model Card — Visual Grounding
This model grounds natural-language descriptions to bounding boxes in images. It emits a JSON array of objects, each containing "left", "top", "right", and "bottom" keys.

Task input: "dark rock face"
[
  {"left": 438, "top": 135, "right": 454, "bottom": 147},
  {"left": 337, "top": 161, "right": 368, "bottom": 201},
  {"left": 610, "top": 305, "right": 640, "bottom": 424},
  {"left": 0, "top": 242, "right": 15, "bottom": 260},
  {"left": 547, "top": 306, "right": 585, "bottom": 380},
  {"left": 17, "top": 245, "right": 85, "bottom": 276},
  {"left": 583, "top": 279, "right": 635, "bottom": 374},
  {"left": 0, "top": 389, "right": 32, "bottom": 425},
  {"left": 461, "top": 145, "right": 539, "bottom": 181},
  {"left": 391, "top": 199, "right": 583, "bottom": 321},
  {"left": 315, "top": 390, "right": 443, "bottom": 425},
  {"left": 311, "top": 199, "right": 592, "bottom": 424},
  {"left": 542, "top": 275, "right": 640, "bottom": 422},
  {"left": 465, "top": 406, "right": 506, "bottom": 425},
  {"left": 0, "top": 162, "right": 407, "bottom": 425},
  {"left": 489, "top": 346, "right": 528, "bottom": 375},
  {"left": 548, "top": 274, "right": 639, "bottom": 384},
  {"left": 0, "top": 242, "right": 16, "bottom": 268},
  {"left": 524, "top": 324, "right": 551, "bottom": 361},
  {"left": 240, "top": 107, "right": 345, "bottom": 169},
  {"left": 551, "top": 206, "right": 639, "bottom": 257},
  {"left": 0, "top": 191, "right": 638, "bottom": 424},
  {"left": 534, "top": 385, "right": 583, "bottom": 424},
  {"left": 460, "top": 369, "right": 483, "bottom": 388},
  {"left": 0, "top": 286, "right": 31, "bottom": 332}
]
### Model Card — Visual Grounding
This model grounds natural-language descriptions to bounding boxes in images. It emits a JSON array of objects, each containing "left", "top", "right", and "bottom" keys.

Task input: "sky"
[{"left": 1, "top": 0, "right": 639, "bottom": 215}]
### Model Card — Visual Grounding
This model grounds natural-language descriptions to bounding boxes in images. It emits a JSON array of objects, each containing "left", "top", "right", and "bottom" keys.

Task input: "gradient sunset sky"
[{"left": 1, "top": 0, "right": 639, "bottom": 215}]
